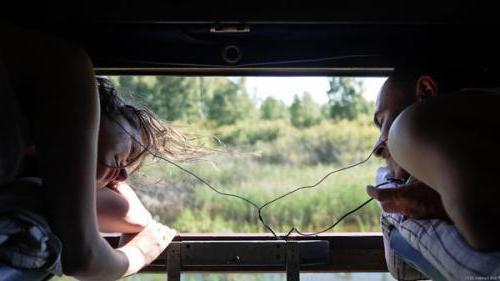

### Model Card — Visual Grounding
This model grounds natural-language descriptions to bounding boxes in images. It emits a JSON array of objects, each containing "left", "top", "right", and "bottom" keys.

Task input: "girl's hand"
[{"left": 118, "top": 220, "right": 176, "bottom": 276}]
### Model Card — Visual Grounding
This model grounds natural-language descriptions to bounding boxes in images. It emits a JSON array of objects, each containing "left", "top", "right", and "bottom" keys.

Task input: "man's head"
[
  {"left": 373, "top": 70, "right": 440, "bottom": 180},
  {"left": 373, "top": 61, "right": 497, "bottom": 179},
  {"left": 373, "top": 76, "right": 437, "bottom": 179},
  {"left": 374, "top": 74, "right": 439, "bottom": 143}
]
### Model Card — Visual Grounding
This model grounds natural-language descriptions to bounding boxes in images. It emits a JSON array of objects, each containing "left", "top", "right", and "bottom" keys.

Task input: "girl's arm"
[{"left": 97, "top": 182, "right": 152, "bottom": 234}]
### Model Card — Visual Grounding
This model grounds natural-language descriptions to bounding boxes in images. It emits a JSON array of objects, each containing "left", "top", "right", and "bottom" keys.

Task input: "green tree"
[
  {"left": 289, "top": 92, "right": 323, "bottom": 128},
  {"left": 207, "top": 78, "right": 256, "bottom": 126},
  {"left": 111, "top": 76, "right": 246, "bottom": 123},
  {"left": 327, "top": 77, "right": 371, "bottom": 120},
  {"left": 260, "top": 97, "right": 289, "bottom": 120},
  {"left": 152, "top": 76, "right": 200, "bottom": 121},
  {"left": 194, "top": 77, "right": 235, "bottom": 119},
  {"left": 112, "top": 76, "right": 201, "bottom": 121}
]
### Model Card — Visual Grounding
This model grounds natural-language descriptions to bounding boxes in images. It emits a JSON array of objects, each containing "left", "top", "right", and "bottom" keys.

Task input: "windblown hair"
[{"left": 96, "top": 77, "right": 203, "bottom": 171}]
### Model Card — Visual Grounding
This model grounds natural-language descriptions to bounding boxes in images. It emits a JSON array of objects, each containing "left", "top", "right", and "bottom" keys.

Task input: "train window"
[
  {"left": 107, "top": 75, "right": 386, "bottom": 235},
  {"left": 99, "top": 75, "right": 393, "bottom": 281},
  {"left": 10, "top": 2, "right": 499, "bottom": 279}
]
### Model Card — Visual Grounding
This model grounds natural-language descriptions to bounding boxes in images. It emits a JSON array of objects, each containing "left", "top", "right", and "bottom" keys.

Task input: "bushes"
[
  {"left": 254, "top": 118, "right": 379, "bottom": 166},
  {"left": 211, "top": 118, "right": 379, "bottom": 166},
  {"left": 147, "top": 161, "right": 383, "bottom": 233},
  {"left": 214, "top": 120, "right": 288, "bottom": 146},
  {"left": 131, "top": 116, "right": 384, "bottom": 233}
]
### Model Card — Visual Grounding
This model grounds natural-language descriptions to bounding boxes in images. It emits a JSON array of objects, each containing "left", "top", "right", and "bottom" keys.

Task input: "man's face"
[{"left": 373, "top": 79, "right": 415, "bottom": 180}]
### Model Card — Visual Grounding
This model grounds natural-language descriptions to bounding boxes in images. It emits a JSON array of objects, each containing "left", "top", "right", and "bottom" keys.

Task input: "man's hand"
[{"left": 367, "top": 179, "right": 451, "bottom": 221}]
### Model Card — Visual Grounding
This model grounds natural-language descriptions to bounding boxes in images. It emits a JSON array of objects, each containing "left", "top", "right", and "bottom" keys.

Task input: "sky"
[{"left": 244, "top": 77, "right": 387, "bottom": 105}]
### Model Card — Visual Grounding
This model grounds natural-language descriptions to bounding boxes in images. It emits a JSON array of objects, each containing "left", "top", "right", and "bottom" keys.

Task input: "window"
[
  {"left": 9, "top": 3, "right": 500, "bottom": 279},
  {"left": 105, "top": 75, "right": 393, "bottom": 280},
  {"left": 109, "top": 76, "right": 387, "bottom": 234}
]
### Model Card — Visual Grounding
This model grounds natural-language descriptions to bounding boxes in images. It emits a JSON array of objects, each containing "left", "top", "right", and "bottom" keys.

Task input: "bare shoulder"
[{"left": 392, "top": 91, "right": 500, "bottom": 138}]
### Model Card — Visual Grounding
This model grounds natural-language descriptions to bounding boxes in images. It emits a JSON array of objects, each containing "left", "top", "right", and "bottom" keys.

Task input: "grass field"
[
  {"left": 129, "top": 118, "right": 384, "bottom": 234},
  {"left": 55, "top": 119, "right": 391, "bottom": 281}
]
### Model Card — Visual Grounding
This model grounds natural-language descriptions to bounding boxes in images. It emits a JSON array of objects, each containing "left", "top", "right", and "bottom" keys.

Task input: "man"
[{"left": 367, "top": 63, "right": 500, "bottom": 280}]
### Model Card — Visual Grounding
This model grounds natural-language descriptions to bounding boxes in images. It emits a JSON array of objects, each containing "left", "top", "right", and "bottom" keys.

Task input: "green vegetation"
[
  {"left": 57, "top": 76, "right": 388, "bottom": 281},
  {"left": 260, "top": 97, "right": 289, "bottom": 120},
  {"left": 289, "top": 93, "right": 323, "bottom": 128},
  {"left": 107, "top": 75, "right": 384, "bottom": 234},
  {"left": 129, "top": 118, "right": 383, "bottom": 233},
  {"left": 327, "top": 77, "right": 373, "bottom": 120}
]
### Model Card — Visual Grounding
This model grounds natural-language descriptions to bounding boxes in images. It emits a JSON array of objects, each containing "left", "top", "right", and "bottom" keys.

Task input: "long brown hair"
[{"left": 97, "top": 77, "right": 203, "bottom": 172}]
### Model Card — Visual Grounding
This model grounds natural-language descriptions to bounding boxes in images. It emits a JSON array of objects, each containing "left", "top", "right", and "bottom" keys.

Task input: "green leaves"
[
  {"left": 289, "top": 92, "right": 323, "bottom": 128},
  {"left": 327, "top": 77, "right": 372, "bottom": 120},
  {"left": 109, "top": 76, "right": 375, "bottom": 128},
  {"left": 207, "top": 78, "right": 256, "bottom": 126},
  {"left": 260, "top": 97, "right": 289, "bottom": 121}
]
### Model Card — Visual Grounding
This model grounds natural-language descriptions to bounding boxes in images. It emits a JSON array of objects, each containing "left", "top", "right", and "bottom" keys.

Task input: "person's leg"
[
  {"left": 0, "top": 264, "right": 54, "bottom": 281},
  {"left": 0, "top": 23, "right": 134, "bottom": 278},
  {"left": 388, "top": 93, "right": 500, "bottom": 251},
  {"left": 0, "top": 55, "right": 24, "bottom": 186}
]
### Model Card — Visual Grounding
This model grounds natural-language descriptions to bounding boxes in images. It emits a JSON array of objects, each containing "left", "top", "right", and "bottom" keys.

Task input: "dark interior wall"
[
  {"left": 2, "top": 1, "right": 496, "bottom": 24},
  {"left": 1, "top": 1, "right": 499, "bottom": 73}
]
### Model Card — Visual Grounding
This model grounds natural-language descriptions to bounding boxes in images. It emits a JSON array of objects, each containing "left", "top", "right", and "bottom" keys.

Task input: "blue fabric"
[
  {"left": 390, "top": 228, "right": 447, "bottom": 281},
  {"left": 377, "top": 166, "right": 500, "bottom": 280},
  {"left": 0, "top": 179, "right": 62, "bottom": 276},
  {"left": 0, "top": 264, "right": 53, "bottom": 281}
]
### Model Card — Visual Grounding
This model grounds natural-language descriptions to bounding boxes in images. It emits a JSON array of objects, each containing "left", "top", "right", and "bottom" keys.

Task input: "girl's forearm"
[{"left": 97, "top": 186, "right": 151, "bottom": 233}]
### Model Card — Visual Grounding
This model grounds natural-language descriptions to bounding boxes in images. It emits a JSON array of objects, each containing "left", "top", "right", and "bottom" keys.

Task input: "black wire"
[
  {"left": 110, "top": 116, "right": 386, "bottom": 239},
  {"left": 153, "top": 153, "right": 261, "bottom": 209},
  {"left": 108, "top": 116, "right": 261, "bottom": 209},
  {"left": 283, "top": 199, "right": 374, "bottom": 238},
  {"left": 257, "top": 149, "right": 377, "bottom": 237},
  {"left": 280, "top": 180, "right": 401, "bottom": 239}
]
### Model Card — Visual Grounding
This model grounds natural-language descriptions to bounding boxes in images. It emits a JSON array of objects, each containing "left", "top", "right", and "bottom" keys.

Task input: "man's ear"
[{"left": 415, "top": 76, "right": 438, "bottom": 100}]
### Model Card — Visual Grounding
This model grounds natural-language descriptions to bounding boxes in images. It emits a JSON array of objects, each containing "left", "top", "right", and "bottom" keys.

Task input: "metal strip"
[
  {"left": 181, "top": 240, "right": 286, "bottom": 266},
  {"left": 167, "top": 242, "right": 181, "bottom": 281},
  {"left": 179, "top": 240, "right": 329, "bottom": 267},
  {"left": 286, "top": 241, "right": 300, "bottom": 281},
  {"left": 141, "top": 234, "right": 386, "bottom": 273}
]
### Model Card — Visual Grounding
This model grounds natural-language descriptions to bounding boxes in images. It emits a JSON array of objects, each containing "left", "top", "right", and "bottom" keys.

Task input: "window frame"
[{"left": 101, "top": 69, "right": 389, "bottom": 278}]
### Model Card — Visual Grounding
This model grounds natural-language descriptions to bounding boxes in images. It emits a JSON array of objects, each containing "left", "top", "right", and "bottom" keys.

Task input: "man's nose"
[
  {"left": 116, "top": 168, "right": 128, "bottom": 181},
  {"left": 373, "top": 139, "right": 388, "bottom": 158}
]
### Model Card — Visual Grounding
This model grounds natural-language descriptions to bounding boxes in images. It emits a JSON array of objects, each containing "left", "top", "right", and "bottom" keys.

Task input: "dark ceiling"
[{"left": 2, "top": 1, "right": 499, "bottom": 74}]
